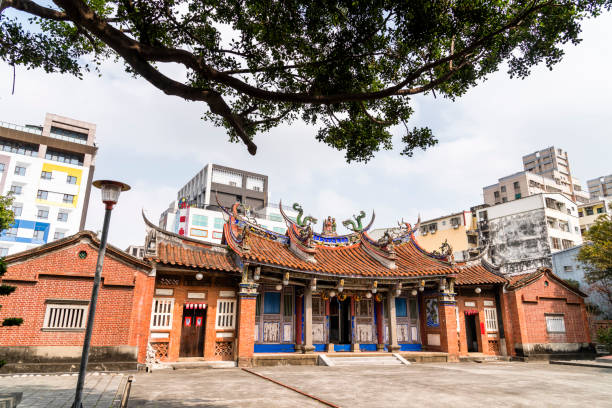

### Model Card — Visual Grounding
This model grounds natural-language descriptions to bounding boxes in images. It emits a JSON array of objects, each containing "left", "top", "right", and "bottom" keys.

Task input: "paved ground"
[
  {"left": 127, "top": 362, "right": 612, "bottom": 407},
  {"left": 0, "top": 372, "right": 125, "bottom": 407}
]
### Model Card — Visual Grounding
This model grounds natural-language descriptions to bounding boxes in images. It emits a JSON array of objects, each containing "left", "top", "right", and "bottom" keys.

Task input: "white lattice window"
[
  {"left": 216, "top": 299, "right": 236, "bottom": 329},
  {"left": 43, "top": 302, "right": 88, "bottom": 330},
  {"left": 151, "top": 298, "right": 174, "bottom": 329},
  {"left": 546, "top": 315, "right": 566, "bottom": 333},
  {"left": 484, "top": 308, "right": 498, "bottom": 332}
]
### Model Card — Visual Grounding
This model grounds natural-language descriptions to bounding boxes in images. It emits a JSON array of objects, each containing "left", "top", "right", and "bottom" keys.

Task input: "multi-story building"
[
  {"left": 483, "top": 171, "right": 589, "bottom": 206},
  {"left": 371, "top": 211, "right": 480, "bottom": 261},
  {"left": 587, "top": 174, "right": 612, "bottom": 199},
  {"left": 177, "top": 163, "right": 268, "bottom": 210},
  {"left": 578, "top": 197, "right": 612, "bottom": 234},
  {"left": 475, "top": 193, "right": 583, "bottom": 275},
  {"left": 125, "top": 245, "right": 145, "bottom": 259},
  {"left": 159, "top": 200, "right": 297, "bottom": 245},
  {"left": 0, "top": 114, "right": 97, "bottom": 255}
]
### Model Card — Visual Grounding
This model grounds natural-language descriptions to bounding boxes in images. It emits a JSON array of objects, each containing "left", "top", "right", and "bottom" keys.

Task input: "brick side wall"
[
  {"left": 0, "top": 242, "right": 151, "bottom": 352},
  {"left": 236, "top": 296, "right": 256, "bottom": 367},
  {"left": 456, "top": 290, "right": 499, "bottom": 355}
]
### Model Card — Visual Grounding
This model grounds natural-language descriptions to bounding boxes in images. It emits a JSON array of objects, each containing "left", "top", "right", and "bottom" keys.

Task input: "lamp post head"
[{"left": 93, "top": 180, "right": 130, "bottom": 209}]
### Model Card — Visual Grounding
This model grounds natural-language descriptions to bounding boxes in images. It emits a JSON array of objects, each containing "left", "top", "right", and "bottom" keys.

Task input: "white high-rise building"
[{"left": 0, "top": 113, "right": 97, "bottom": 255}]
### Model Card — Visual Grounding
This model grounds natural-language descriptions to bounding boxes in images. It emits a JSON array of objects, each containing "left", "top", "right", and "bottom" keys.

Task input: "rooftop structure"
[
  {"left": 0, "top": 113, "right": 97, "bottom": 255},
  {"left": 587, "top": 174, "right": 612, "bottom": 199},
  {"left": 177, "top": 163, "right": 268, "bottom": 210}
]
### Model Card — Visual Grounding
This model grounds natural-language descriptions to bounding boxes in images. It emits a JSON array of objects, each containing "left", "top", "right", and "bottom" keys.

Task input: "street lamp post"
[{"left": 73, "top": 180, "right": 130, "bottom": 408}]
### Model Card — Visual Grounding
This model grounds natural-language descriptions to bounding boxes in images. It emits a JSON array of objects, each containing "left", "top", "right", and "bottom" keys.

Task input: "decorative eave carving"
[
  {"left": 360, "top": 231, "right": 397, "bottom": 269},
  {"left": 287, "top": 224, "right": 317, "bottom": 263}
]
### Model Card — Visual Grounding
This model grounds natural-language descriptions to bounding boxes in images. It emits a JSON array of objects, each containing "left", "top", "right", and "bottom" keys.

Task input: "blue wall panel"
[{"left": 254, "top": 344, "right": 295, "bottom": 353}]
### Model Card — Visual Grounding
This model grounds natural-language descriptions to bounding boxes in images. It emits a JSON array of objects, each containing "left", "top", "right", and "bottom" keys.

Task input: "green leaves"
[
  {"left": 2, "top": 0, "right": 611, "bottom": 161},
  {"left": 577, "top": 209, "right": 612, "bottom": 285}
]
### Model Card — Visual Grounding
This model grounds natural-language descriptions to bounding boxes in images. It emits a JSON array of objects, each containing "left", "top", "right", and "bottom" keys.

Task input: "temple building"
[{"left": 0, "top": 201, "right": 593, "bottom": 371}]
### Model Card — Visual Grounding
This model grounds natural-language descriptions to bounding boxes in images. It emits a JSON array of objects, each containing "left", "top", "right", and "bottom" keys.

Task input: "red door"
[{"left": 179, "top": 305, "right": 206, "bottom": 357}]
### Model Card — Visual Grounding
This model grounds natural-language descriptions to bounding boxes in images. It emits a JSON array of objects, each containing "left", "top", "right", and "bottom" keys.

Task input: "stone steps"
[
  {"left": 167, "top": 361, "right": 237, "bottom": 370},
  {"left": 459, "top": 355, "right": 510, "bottom": 363},
  {"left": 324, "top": 355, "right": 408, "bottom": 367}
]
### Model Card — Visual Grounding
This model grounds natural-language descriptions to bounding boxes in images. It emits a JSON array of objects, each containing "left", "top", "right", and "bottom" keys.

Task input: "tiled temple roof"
[
  {"left": 150, "top": 241, "right": 238, "bottom": 272},
  {"left": 506, "top": 268, "right": 586, "bottom": 296},
  {"left": 455, "top": 264, "right": 507, "bottom": 285},
  {"left": 226, "top": 225, "right": 456, "bottom": 278}
]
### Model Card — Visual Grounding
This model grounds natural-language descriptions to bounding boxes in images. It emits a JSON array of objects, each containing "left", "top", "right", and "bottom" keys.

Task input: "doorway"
[
  {"left": 179, "top": 305, "right": 206, "bottom": 357},
  {"left": 465, "top": 314, "right": 479, "bottom": 352},
  {"left": 329, "top": 298, "right": 351, "bottom": 344}
]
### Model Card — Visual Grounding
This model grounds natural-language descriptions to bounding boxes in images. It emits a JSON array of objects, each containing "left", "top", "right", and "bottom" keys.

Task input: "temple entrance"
[
  {"left": 329, "top": 297, "right": 351, "bottom": 345},
  {"left": 465, "top": 314, "right": 479, "bottom": 352},
  {"left": 179, "top": 305, "right": 206, "bottom": 357}
]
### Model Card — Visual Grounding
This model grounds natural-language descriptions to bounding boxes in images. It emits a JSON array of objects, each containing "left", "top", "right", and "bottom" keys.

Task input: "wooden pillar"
[
  {"left": 303, "top": 284, "right": 315, "bottom": 353},
  {"left": 295, "top": 292, "right": 303, "bottom": 351},
  {"left": 375, "top": 300, "right": 384, "bottom": 351},
  {"left": 386, "top": 292, "right": 400, "bottom": 352}
]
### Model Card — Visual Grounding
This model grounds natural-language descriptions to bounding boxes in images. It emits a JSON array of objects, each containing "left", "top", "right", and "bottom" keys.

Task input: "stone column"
[
  {"left": 236, "top": 267, "right": 259, "bottom": 367},
  {"left": 303, "top": 284, "right": 315, "bottom": 353},
  {"left": 386, "top": 292, "right": 400, "bottom": 352}
]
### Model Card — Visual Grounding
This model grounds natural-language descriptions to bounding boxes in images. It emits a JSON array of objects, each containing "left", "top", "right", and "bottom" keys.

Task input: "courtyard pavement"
[
  {"left": 0, "top": 372, "right": 125, "bottom": 407},
  {"left": 127, "top": 362, "right": 612, "bottom": 407}
]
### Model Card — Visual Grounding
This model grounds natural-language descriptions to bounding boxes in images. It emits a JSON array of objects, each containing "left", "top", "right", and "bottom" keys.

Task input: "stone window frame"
[{"left": 42, "top": 299, "right": 89, "bottom": 332}]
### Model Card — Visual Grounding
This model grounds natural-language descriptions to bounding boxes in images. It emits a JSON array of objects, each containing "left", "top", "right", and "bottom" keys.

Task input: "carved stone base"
[
  {"left": 377, "top": 343, "right": 385, "bottom": 352},
  {"left": 388, "top": 344, "right": 401, "bottom": 353},
  {"left": 302, "top": 345, "right": 315, "bottom": 354},
  {"left": 326, "top": 343, "right": 335, "bottom": 353},
  {"left": 294, "top": 344, "right": 304, "bottom": 353},
  {"left": 351, "top": 343, "right": 361, "bottom": 352}
]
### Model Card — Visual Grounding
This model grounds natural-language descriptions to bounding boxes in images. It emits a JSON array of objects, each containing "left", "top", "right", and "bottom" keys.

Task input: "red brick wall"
[
  {"left": 504, "top": 272, "right": 591, "bottom": 354},
  {"left": 456, "top": 290, "right": 499, "bottom": 355},
  {"left": 0, "top": 243, "right": 151, "bottom": 354},
  {"left": 149, "top": 280, "right": 238, "bottom": 362}
]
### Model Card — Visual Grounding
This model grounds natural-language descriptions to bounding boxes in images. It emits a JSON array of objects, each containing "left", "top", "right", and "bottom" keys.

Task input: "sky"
[{"left": 0, "top": 11, "right": 611, "bottom": 249}]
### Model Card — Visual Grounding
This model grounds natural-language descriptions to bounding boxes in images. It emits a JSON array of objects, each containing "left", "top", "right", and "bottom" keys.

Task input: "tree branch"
[
  {"left": 4, "top": 0, "right": 67, "bottom": 20},
  {"left": 359, "top": 102, "right": 393, "bottom": 125}
]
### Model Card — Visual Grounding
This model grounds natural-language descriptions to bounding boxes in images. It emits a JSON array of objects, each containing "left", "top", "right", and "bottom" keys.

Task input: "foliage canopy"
[{"left": 1, "top": 1, "right": 611, "bottom": 161}]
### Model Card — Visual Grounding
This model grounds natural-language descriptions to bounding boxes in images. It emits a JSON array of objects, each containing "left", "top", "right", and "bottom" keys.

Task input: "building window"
[
  {"left": 63, "top": 194, "right": 75, "bottom": 204},
  {"left": 269, "top": 214, "right": 283, "bottom": 222},
  {"left": 10, "top": 185, "right": 22, "bottom": 195},
  {"left": 41, "top": 171, "right": 52, "bottom": 180},
  {"left": 0, "top": 163, "right": 4, "bottom": 173},
  {"left": 43, "top": 302, "right": 88, "bottom": 330},
  {"left": 562, "top": 239, "right": 573, "bottom": 250},
  {"left": 578, "top": 211, "right": 583, "bottom": 217},
  {"left": 5, "top": 227, "right": 17, "bottom": 237},
  {"left": 563, "top": 265, "right": 573, "bottom": 272},
  {"left": 0, "top": 247, "right": 8, "bottom": 257},
  {"left": 33, "top": 229, "right": 45, "bottom": 241},
  {"left": 192, "top": 214, "right": 208, "bottom": 227},
  {"left": 513, "top": 181, "right": 520, "bottom": 189},
  {"left": 12, "top": 204, "right": 22, "bottom": 217},
  {"left": 545, "top": 315, "right": 566, "bottom": 333},
  {"left": 37, "top": 209, "right": 49, "bottom": 219},
  {"left": 216, "top": 299, "right": 236, "bottom": 329},
  {"left": 53, "top": 231, "right": 65, "bottom": 240},
  {"left": 37, "top": 190, "right": 48, "bottom": 199},
  {"left": 0, "top": 137, "right": 38, "bottom": 156},
  {"left": 395, "top": 297, "right": 408, "bottom": 317},
  {"left": 150, "top": 298, "right": 174, "bottom": 329},
  {"left": 273, "top": 227, "right": 286, "bottom": 234},
  {"left": 263, "top": 292, "right": 281, "bottom": 314},
  {"left": 14, "top": 166, "right": 26, "bottom": 176},
  {"left": 45, "top": 148, "right": 84, "bottom": 166},
  {"left": 597, "top": 207, "right": 603, "bottom": 214},
  {"left": 502, "top": 197, "right": 507, "bottom": 203},
  {"left": 484, "top": 308, "right": 498, "bottom": 332},
  {"left": 356, "top": 299, "right": 373, "bottom": 317},
  {"left": 66, "top": 175, "right": 77, "bottom": 184},
  {"left": 500, "top": 186, "right": 506, "bottom": 192},
  {"left": 57, "top": 212, "right": 68, "bottom": 222},
  {"left": 515, "top": 193, "right": 521, "bottom": 199},
  {"left": 551, "top": 237, "right": 561, "bottom": 250},
  {"left": 312, "top": 297, "right": 324, "bottom": 316},
  {"left": 585, "top": 207, "right": 594, "bottom": 216},
  {"left": 213, "top": 217, "right": 224, "bottom": 229},
  {"left": 283, "top": 293, "right": 293, "bottom": 317},
  {"left": 494, "top": 191, "right": 500, "bottom": 198}
]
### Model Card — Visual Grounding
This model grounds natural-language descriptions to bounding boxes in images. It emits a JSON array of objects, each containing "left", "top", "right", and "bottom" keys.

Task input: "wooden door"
[{"left": 179, "top": 306, "right": 206, "bottom": 357}]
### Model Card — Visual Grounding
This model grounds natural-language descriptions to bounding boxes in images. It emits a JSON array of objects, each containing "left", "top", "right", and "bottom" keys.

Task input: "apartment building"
[
  {"left": 578, "top": 197, "right": 612, "bottom": 233},
  {"left": 587, "top": 174, "right": 612, "bottom": 199},
  {"left": 475, "top": 193, "right": 582, "bottom": 275},
  {"left": 177, "top": 163, "right": 268, "bottom": 210},
  {"left": 0, "top": 114, "right": 97, "bottom": 255},
  {"left": 521, "top": 146, "right": 588, "bottom": 203}
]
